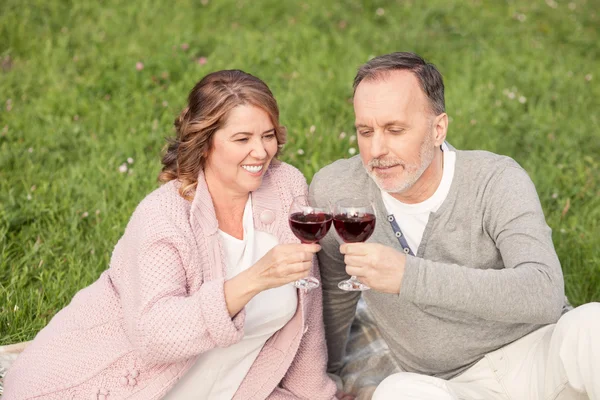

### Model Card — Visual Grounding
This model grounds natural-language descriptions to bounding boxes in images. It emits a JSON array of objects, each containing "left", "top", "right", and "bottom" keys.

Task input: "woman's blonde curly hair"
[{"left": 158, "top": 70, "right": 287, "bottom": 200}]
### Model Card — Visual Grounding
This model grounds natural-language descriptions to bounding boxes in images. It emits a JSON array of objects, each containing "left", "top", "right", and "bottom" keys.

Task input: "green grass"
[{"left": 1, "top": 0, "right": 599, "bottom": 344}]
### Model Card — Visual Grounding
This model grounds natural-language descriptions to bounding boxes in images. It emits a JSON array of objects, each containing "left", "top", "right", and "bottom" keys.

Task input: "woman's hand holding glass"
[
  {"left": 248, "top": 243, "right": 321, "bottom": 291},
  {"left": 225, "top": 242, "right": 320, "bottom": 317},
  {"left": 287, "top": 195, "right": 333, "bottom": 290}
]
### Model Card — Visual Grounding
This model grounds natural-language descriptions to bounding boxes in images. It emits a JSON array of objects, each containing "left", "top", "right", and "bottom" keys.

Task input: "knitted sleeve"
[{"left": 120, "top": 201, "right": 245, "bottom": 365}]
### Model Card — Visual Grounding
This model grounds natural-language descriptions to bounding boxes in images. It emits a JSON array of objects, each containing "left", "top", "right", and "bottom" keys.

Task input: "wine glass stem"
[{"left": 293, "top": 276, "right": 319, "bottom": 290}]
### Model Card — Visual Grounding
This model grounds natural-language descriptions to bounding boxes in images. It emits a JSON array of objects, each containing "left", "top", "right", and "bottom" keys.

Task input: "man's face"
[{"left": 353, "top": 70, "right": 441, "bottom": 194}]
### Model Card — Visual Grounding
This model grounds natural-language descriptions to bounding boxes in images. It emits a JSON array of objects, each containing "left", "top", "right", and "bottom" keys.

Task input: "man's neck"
[{"left": 390, "top": 147, "right": 444, "bottom": 204}]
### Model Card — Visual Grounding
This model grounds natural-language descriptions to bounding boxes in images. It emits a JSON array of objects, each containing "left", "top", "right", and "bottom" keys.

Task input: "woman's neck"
[{"left": 204, "top": 173, "right": 248, "bottom": 239}]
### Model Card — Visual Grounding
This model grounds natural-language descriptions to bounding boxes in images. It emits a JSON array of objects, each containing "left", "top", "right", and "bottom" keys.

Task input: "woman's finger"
[
  {"left": 286, "top": 251, "right": 314, "bottom": 264},
  {"left": 279, "top": 243, "right": 320, "bottom": 254},
  {"left": 283, "top": 261, "right": 312, "bottom": 276},
  {"left": 286, "top": 270, "right": 311, "bottom": 283}
]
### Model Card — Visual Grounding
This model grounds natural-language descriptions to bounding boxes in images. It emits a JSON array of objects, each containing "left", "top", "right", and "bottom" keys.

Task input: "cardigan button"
[
  {"left": 94, "top": 388, "right": 108, "bottom": 400},
  {"left": 259, "top": 210, "right": 275, "bottom": 224},
  {"left": 119, "top": 376, "right": 129, "bottom": 386}
]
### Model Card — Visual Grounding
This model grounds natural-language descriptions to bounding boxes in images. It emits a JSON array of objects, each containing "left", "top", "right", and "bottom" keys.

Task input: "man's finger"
[
  {"left": 345, "top": 266, "right": 364, "bottom": 277},
  {"left": 340, "top": 243, "right": 370, "bottom": 255},
  {"left": 343, "top": 255, "right": 367, "bottom": 267}
]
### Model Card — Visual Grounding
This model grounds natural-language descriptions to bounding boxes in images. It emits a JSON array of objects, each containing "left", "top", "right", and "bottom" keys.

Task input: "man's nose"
[{"left": 370, "top": 131, "right": 388, "bottom": 159}]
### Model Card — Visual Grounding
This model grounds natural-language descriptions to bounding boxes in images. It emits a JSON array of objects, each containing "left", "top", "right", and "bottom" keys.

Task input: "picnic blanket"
[
  {"left": 0, "top": 299, "right": 395, "bottom": 399},
  {"left": 334, "top": 298, "right": 401, "bottom": 399},
  {"left": 0, "top": 342, "right": 27, "bottom": 398}
]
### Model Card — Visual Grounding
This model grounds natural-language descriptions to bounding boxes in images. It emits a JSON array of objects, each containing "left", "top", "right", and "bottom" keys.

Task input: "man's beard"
[{"left": 364, "top": 134, "right": 436, "bottom": 194}]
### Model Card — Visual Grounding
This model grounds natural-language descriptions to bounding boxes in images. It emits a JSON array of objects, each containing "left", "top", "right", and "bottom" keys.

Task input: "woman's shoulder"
[
  {"left": 267, "top": 160, "right": 307, "bottom": 188},
  {"left": 126, "top": 181, "right": 193, "bottom": 240},
  {"left": 136, "top": 180, "right": 189, "bottom": 215}
]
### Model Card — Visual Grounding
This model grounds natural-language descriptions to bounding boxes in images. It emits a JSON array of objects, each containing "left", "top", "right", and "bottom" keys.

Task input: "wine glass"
[
  {"left": 288, "top": 195, "right": 333, "bottom": 290},
  {"left": 333, "top": 198, "right": 376, "bottom": 291}
]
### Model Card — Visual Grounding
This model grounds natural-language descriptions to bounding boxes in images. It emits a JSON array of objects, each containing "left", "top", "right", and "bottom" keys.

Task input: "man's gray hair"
[{"left": 353, "top": 52, "right": 445, "bottom": 115}]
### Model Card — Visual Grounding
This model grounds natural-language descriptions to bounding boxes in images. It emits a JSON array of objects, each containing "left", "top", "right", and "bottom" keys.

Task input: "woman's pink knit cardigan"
[{"left": 4, "top": 161, "right": 337, "bottom": 400}]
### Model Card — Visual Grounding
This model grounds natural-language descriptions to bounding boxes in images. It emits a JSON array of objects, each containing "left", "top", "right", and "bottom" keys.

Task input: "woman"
[{"left": 4, "top": 70, "right": 338, "bottom": 399}]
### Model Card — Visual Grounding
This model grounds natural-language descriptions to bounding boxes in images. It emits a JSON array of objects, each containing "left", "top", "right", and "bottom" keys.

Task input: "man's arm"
[
  {"left": 400, "top": 166, "right": 564, "bottom": 324},
  {"left": 343, "top": 166, "right": 564, "bottom": 324},
  {"left": 309, "top": 174, "right": 361, "bottom": 374}
]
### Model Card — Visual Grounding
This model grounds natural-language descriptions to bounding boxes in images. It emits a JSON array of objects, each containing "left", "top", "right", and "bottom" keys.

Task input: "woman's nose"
[{"left": 250, "top": 139, "right": 268, "bottom": 159}]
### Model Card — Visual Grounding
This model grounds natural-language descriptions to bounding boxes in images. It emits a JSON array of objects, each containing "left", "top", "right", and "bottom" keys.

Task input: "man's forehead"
[
  {"left": 355, "top": 70, "right": 423, "bottom": 100},
  {"left": 353, "top": 70, "right": 428, "bottom": 117}
]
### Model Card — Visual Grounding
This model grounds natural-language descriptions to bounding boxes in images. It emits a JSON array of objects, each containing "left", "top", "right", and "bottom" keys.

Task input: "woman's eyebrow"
[{"left": 231, "top": 128, "right": 275, "bottom": 137}]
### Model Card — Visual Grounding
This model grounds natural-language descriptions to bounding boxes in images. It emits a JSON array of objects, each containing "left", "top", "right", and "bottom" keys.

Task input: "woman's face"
[{"left": 204, "top": 104, "right": 278, "bottom": 196}]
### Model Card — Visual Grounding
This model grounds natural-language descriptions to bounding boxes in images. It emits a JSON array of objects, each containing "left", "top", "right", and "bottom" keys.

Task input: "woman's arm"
[
  {"left": 121, "top": 221, "right": 319, "bottom": 365},
  {"left": 225, "top": 243, "right": 322, "bottom": 317},
  {"left": 122, "top": 235, "right": 247, "bottom": 365}
]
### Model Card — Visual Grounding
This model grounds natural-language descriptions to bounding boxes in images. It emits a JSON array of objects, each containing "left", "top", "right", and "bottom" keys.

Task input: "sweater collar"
[{"left": 189, "top": 162, "right": 284, "bottom": 238}]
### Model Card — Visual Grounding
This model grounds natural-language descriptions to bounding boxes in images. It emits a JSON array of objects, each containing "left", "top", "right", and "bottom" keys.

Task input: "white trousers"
[{"left": 372, "top": 303, "right": 600, "bottom": 400}]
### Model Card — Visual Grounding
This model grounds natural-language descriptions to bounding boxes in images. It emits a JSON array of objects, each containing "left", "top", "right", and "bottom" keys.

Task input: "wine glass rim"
[
  {"left": 335, "top": 197, "right": 374, "bottom": 206},
  {"left": 290, "top": 194, "right": 331, "bottom": 212}
]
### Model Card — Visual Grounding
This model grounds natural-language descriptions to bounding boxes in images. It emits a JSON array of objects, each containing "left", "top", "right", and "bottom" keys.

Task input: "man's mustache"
[{"left": 368, "top": 158, "right": 405, "bottom": 170}]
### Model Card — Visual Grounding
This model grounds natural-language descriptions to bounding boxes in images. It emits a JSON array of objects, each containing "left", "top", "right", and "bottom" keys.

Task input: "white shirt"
[
  {"left": 381, "top": 142, "right": 456, "bottom": 254},
  {"left": 164, "top": 195, "right": 298, "bottom": 400}
]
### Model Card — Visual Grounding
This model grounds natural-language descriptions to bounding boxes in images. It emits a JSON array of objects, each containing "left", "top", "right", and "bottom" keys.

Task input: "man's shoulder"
[
  {"left": 452, "top": 148, "right": 539, "bottom": 206},
  {"left": 311, "top": 156, "right": 368, "bottom": 192},
  {"left": 455, "top": 148, "right": 524, "bottom": 178}
]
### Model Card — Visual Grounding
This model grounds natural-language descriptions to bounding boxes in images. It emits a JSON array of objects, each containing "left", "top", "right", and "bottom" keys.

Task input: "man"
[{"left": 310, "top": 52, "right": 599, "bottom": 399}]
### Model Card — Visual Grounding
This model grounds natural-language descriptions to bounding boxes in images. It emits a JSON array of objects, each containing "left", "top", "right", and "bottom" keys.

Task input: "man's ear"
[{"left": 433, "top": 113, "right": 448, "bottom": 146}]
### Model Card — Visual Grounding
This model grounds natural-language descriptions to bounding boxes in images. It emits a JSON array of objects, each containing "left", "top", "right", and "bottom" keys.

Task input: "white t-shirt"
[
  {"left": 164, "top": 195, "right": 298, "bottom": 400},
  {"left": 381, "top": 142, "right": 456, "bottom": 254}
]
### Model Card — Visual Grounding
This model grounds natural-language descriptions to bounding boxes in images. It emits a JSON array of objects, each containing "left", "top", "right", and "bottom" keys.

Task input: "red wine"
[
  {"left": 333, "top": 213, "right": 376, "bottom": 243},
  {"left": 289, "top": 212, "right": 333, "bottom": 243}
]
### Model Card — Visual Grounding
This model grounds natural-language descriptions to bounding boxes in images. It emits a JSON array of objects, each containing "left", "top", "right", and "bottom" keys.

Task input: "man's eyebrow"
[
  {"left": 384, "top": 120, "right": 408, "bottom": 127},
  {"left": 354, "top": 121, "right": 408, "bottom": 129}
]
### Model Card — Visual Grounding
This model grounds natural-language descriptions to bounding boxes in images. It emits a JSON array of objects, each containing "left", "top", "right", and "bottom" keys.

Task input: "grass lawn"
[{"left": 1, "top": 0, "right": 599, "bottom": 344}]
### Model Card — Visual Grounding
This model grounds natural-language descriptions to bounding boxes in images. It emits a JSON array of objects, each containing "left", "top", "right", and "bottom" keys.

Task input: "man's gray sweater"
[{"left": 309, "top": 147, "right": 566, "bottom": 380}]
